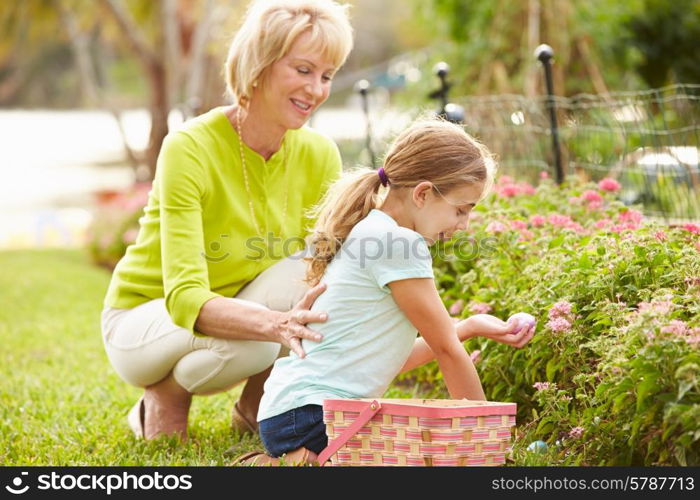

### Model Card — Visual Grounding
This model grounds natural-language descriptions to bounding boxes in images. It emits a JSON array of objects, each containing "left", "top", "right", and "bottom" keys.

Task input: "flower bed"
[
  {"left": 402, "top": 174, "right": 700, "bottom": 465},
  {"left": 86, "top": 182, "right": 151, "bottom": 270}
]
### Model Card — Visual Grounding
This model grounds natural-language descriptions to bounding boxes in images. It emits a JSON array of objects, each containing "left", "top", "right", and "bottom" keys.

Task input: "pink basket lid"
[{"left": 323, "top": 398, "right": 517, "bottom": 418}]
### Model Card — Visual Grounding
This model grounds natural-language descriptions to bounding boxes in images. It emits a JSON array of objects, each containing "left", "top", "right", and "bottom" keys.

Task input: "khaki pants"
[{"left": 101, "top": 255, "right": 308, "bottom": 395}]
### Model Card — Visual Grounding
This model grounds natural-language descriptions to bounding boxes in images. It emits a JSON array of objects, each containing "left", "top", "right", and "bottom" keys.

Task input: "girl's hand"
[
  {"left": 456, "top": 313, "right": 535, "bottom": 348},
  {"left": 272, "top": 282, "right": 329, "bottom": 358}
]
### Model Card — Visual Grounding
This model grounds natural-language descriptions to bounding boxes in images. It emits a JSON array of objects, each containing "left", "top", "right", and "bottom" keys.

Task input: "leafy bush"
[
  {"left": 394, "top": 174, "right": 700, "bottom": 465},
  {"left": 86, "top": 182, "right": 151, "bottom": 270}
]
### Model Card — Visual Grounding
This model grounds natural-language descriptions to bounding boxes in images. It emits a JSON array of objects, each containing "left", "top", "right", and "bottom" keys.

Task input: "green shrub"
[
  {"left": 394, "top": 174, "right": 700, "bottom": 465},
  {"left": 86, "top": 183, "right": 151, "bottom": 270}
]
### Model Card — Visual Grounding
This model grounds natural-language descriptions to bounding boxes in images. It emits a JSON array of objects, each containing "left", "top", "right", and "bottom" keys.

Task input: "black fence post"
[
  {"left": 355, "top": 79, "right": 375, "bottom": 168},
  {"left": 429, "top": 62, "right": 465, "bottom": 124},
  {"left": 535, "top": 44, "right": 564, "bottom": 184}
]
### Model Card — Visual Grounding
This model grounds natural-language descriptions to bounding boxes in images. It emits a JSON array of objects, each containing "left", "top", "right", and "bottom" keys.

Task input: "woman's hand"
[
  {"left": 271, "top": 282, "right": 329, "bottom": 358},
  {"left": 456, "top": 313, "right": 535, "bottom": 348}
]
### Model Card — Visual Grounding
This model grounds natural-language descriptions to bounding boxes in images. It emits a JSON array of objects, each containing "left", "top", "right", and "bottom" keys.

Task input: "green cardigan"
[{"left": 104, "top": 107, "right": 342, "bottom": 333}]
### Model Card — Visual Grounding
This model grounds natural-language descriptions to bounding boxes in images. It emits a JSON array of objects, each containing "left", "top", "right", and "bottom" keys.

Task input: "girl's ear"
[{"left": 412, "top": 181, "right": 434, "bottom": 208}]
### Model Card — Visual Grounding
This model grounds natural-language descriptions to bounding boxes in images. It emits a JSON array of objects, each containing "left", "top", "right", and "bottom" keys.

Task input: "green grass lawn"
[
  {"left": 0, "top": 250, "right": 260, "bottom": 465},
  {"left": 1, "top": 249, "right": 550, "bottom": 466}
]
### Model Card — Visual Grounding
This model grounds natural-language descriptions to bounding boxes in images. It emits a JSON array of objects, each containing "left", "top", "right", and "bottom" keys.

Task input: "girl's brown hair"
[{"left": 304, "top": 118, "right": 496, "bottom": 286}]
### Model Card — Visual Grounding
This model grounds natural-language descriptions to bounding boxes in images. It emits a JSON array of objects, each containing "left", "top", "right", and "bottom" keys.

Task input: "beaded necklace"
[{"left": 236, "top": 106, "right": 288, "bottom": 238}]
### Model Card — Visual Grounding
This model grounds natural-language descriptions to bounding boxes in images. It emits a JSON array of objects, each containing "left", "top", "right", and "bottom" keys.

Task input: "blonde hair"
[
  {"left": 225, "top": 0, "right": 354, "bottom": 105},
  {"left": 305, "top": 118, "right": 497, "bottom": 286}
]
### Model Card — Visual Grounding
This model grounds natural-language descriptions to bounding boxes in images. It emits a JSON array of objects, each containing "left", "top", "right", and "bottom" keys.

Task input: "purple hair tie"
[{"left": 377, "top": 167, "right": 389, "bottom": 187}]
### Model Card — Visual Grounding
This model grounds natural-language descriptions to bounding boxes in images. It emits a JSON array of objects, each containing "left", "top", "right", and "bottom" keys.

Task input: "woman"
[{"left": 101, "top": 0, "right": 355, "bottom": 440}]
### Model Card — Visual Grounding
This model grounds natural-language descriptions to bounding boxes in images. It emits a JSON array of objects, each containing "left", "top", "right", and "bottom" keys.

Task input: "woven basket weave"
[{"left": 322, "top": 398, "right": 516, "bottom": 467}]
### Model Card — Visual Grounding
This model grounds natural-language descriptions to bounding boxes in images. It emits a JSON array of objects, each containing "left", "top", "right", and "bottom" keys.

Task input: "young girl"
[{"left": 244, "top": 119, "right": 530, "bottom": 465}]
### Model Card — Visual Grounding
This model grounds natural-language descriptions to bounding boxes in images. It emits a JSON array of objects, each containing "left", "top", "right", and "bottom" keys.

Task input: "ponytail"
[{"left": 304, "top": 168, "right": 385, "bottom": 286}]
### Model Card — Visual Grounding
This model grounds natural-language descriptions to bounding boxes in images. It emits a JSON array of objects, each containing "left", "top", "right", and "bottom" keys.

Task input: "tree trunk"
[
  {"left": 101, "top": 0, "right": 168, "bottom": 179},
  {"left": 145, "top": 59, "right": 169, "bottom": 180},
  {"left": 58, "top": 0, "right": 140, "bottom": 170},
  {"left": 184, "top": 0, "right": 215, "bottom": 117},
  {"left": 0, "top": 62, "right": 29, "bottom": 105},
  {"left": 576, "top": 35, "right": 610, "bottom": 96},
  {"left": 55, "top": 0, "right": 99, "bottom": 104},
  {"left": 524, "top": 0, "right": 541, "bottom": 97},
  {"left": 162, "top": 0, "right": 181, "bottom": 113}
]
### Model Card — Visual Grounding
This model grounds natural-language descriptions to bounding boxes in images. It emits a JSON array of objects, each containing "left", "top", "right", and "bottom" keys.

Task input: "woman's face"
[{"left": 252, "top": 30, "right": 337, "bottom": 133}]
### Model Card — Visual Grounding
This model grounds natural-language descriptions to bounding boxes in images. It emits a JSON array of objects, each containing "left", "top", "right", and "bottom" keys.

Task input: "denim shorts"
[{"left": 259, "top": 404, "right": 328, "bottom": 457}]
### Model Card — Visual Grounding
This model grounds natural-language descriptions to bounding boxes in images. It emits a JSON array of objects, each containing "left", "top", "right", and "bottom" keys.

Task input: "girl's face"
[
  {"left": 413, "top": 182, "right": 485, "bottom": 245},
  {"left": 251, "top": 30, "right": 337, "bottom": 134}
]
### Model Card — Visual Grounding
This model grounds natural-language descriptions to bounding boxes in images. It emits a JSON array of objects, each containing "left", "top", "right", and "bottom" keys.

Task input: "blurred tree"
[
  {"left": 97, "top": 0, "right": 235, "bottom": 179},
  {"left": 54, "top": 0, "right": 140, "bottom": 169},
  {"left": 2, "top": 0, "right": 233, "bottom": 179},
  {"left": 0, "top": 0, "right": 78, "bottom": 106},
  {"left": 622, "top": 0, "right": 700, "bottom": 87},
  {"left": 407, "top": 0, "right": 665, "bottom": 97},
  {"left": 100, "top": 0, "right": 169, "bottom": 178}
]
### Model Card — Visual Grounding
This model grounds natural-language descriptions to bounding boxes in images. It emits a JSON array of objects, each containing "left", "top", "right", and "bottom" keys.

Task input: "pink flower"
[
  {"left": 470, "top": 302, "right": 493, "bottom": 314},
  {"left": 684, "top": 276, "right": 700, "bottom": 287},
  {"left": 660, "top": 320, "right": 689, "bottom": 336},
  {"left": 99, "top": 234, "right": 113, "bottom": 249},
  {"left": 533, "top": 382, "right": 553, "bottom": 391},
  {"left": 486, "top": 221, "right": 508, "bottom": 234},
  {"left": 518, "top": 229, "right": 535, "bottom": 241},
  {"left": 539, "top": 171, "right": 550, "bottom": 179},
  {"left": 682, "top": 223, "right": 700, "bottom": 234},
  {"left": 582, "top": 190, "right": 603, "bottom": 202},
  {"left": 569, "top": 222, "right": 588, "bottom": 235},
  {"left": 548, "top": 214, "right": 573, "bottom": 228},
  {"left": 587, "top": 201, "right": 603, "bottom": 211},
  {"left": 610, "top": 223, "right": 638, "bottom": 233},
  {"left": 568, "top": 426, "right": 585, "bottom": 439},
  {"left": 495, "top": 180, "right": 536, "bottom": 198},
  {"left": 618, "top": 209, "right": 643, "bottom": 224},
  {"left": 498, "top": 175, "right": 514, "bottom": 186},
  {"left": 122, "top": 228, "right": 138, "bottom": 244},
  {"left": 569, "top": 196, "right": 581, "bottom": 204},
  {"left": 598, "top": 178, "right": 621, "bottom": 192},
  {"left": 124, "top": 196, "right": 147, "bottom": 212},
  {"left": 696, "top": 241, "right": 700, "bottom": 253},
  {"left": 638, "top": 300, "right": 673, "bottom": 315},
  {"left": 449, "top": 299, "right": 464, "bottom": 316},
  {"left": 595, "top": 219, "right": 612, "bottom": 229},
  {"left": 548, "top": 301, "right": 573, "bottom": 319},
  {"left": 547, "top": 317, "right": 572, "bottom": 333},
  {"left": 530, "top": 215, "right": 546, "bottom": 227},
  {"left": 685, "top": 328, "right": 700, "bottom": 346},
  {"left": 520, "top": 183, "right": 536, "bottom": 195},
  {"left": 469, "top": 350, "right": 481, "bottom": 364},
  {"left": 510, "top": 220, "right": 528, "bottom": 231},
  {"left": 497, "top": 184, "right": 520, "bottom": 198},
  {"left": 654, "top": 231, "right": 668, "bottom": 242}
]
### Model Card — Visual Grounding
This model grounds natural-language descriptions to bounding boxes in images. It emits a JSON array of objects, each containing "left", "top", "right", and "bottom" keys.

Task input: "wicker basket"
[{"left": 319, "top": 398, "right": 516, "bottom": 467}]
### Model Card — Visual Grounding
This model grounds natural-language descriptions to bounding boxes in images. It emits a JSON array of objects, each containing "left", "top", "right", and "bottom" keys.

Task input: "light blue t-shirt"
[{"left": 258, "top": 209, "right": 435, "bottom": 421}]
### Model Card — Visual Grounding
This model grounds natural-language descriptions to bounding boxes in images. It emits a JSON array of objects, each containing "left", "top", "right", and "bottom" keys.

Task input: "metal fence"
[{"left": 453, "top": 84, "right": 700, "bottom": 222}]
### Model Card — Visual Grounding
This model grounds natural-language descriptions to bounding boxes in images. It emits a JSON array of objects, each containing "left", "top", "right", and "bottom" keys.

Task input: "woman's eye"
[
  {"left": 298, "top": 67, "right": 310, "bottom": 74},
  {"left": 322, "top": 74, "right": 333, "bottom": 82}
]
